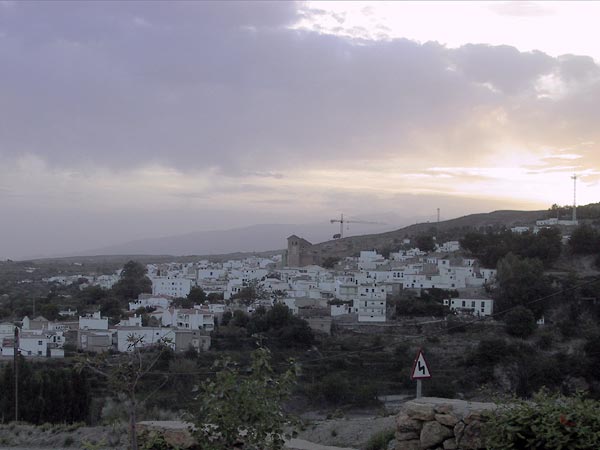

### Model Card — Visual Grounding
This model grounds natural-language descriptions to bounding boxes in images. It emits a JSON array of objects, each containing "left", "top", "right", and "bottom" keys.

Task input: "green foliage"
[
  {"left": 220, "top": 310, "right": 232, "bottom": 326},
  {"left": 191, "top": 347, "right": 296, "bottom": 450},
  {"left": 246, "top": 304, "right": 314, "bottom": 348},
  {"left": 466, "top": 337, "right": 511, "bottom": 382},
  {"left": 231, "top": 309, "right": 250, "bottom": 327},
  {"left": 390, "top": 288, "right": 452, "bottom": 316},
  {"left": 583, "top": 332, "right": 600, "bottom": 381},
  {"left": 321, "top": 256, "right": 340, "bottom": 269},
  {"left": 569, "top": 224, "right": 600, "bottom": 255},
  {"left": 415, "top": 235, "right": 436, "bottom": 253},
  {"left": 186, "top": 286, "right": 206, "bottom": 304},
  {"left": 112, "top": 260, "right": 152, "bottom": 301},
  {"left": 486, "top": 391, "right": 600, "bottom": 450},
  {"left": 504, "top": 306, "right": 537, "bottom": 338},
  {"left": 0, "top": 358, "right": 91, "bottom": 424},
  {"left": 311, "top": 372, "right": 379, "bottom": 406},
  {"left": 461, "top": 228, "right": 562, "bottom": 268},
  {"left": 364, "top": 429, "right": 395, "bottom": 450},
  {"left": 140, "top": 431, "right": 179, "bottom": 450},
  {"left": 231, "top": 280, "right": 267, "bottom": 306},
  {"left": 495, "top": 253, "right": 553, "bottom": 316}
]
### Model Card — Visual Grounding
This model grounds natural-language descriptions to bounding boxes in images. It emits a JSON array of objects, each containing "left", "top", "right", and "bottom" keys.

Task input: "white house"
[
  {"left": 356, "top": 298, "right": 386, "bottom": 322},
  {"left": 161, "top": 308, "right": 214, "bottom": 331},
  {"left": 150, "top": 276, "right": 192, "bottom": 298},
  {"left": 444, "top": 298, "right": 494, "bottom": 317},
  {"left": 79, "top": 311, "right": 109, "bottom": 330},
  {"left": 437, "top": 241, "right": 461, "bottom": 253},
  {"left": 116, "top": 327, "right": 176, "bottom": 352},
  {"left": 129, "top": 294, "right": 172, "bottom": 311}
]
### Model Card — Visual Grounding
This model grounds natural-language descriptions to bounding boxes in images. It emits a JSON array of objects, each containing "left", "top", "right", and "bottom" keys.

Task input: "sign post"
[{"left": 410, "top": 348, "right": 431, "bottom": 398}]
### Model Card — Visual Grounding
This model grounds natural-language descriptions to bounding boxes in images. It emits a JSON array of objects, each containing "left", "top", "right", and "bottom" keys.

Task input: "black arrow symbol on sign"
[{"left": 418, "top": 360, "right": 425, "bottom": 374}]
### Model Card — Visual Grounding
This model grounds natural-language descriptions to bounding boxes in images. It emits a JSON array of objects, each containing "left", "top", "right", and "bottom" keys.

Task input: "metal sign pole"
[{"left": 416, "top": 379, "right": 422, "bottom": 399}]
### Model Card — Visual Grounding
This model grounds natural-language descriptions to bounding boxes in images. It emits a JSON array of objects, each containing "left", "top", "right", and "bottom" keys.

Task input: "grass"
[{"left": 364, "top": 428, "right": 395, "bottom": 450}]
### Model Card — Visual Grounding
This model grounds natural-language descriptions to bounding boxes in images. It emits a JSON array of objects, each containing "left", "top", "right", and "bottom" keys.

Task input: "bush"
[
  {"left": 486, "top": 391, "right": 600, "bottom": 450},
  {"left": 364, "top": 429, "right": 395, "bottom": 450},
  {"left": 504, "top": 306, "right": 536, "bottom": 338}
]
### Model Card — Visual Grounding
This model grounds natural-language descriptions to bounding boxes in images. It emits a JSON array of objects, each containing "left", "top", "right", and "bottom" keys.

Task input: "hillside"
[{"left": 310, "top": 209, "right": 547, "bottom": 259}]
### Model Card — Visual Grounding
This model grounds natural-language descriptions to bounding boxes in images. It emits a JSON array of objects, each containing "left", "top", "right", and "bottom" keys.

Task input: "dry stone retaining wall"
[{"left": 395, "top": 397, "right": 496, "bottom": 450}]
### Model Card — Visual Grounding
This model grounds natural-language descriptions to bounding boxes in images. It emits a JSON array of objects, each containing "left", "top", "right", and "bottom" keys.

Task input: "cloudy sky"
[{"left": 1, "top": 1, "right": 599, "bottom": 259}]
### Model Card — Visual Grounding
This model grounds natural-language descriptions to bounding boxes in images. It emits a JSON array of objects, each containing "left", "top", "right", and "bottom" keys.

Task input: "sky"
[{"left": 1, "top": 1, "right": 599, "bottom": 259}]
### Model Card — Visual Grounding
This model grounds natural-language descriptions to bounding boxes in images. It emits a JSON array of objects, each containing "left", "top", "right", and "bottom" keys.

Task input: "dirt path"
[
  {"left": 295, "top": 415, "right": 396, "bottom": 449},
  {"left": 286, "top": 438, "right": 358, "bottom": 450}
]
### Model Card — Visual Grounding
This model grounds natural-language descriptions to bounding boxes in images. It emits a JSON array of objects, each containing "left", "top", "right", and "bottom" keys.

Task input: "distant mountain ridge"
[
  {"left": 80, "top": 222, "right": 396, "bottom": 257},
  {"left": 53, "top": 208, "right": 551, "bottom": 264}
]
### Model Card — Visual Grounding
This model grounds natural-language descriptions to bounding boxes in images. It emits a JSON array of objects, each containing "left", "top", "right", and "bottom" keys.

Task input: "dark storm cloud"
[{"left": 1, "top": 1, "right": 600, "bottom": 174}]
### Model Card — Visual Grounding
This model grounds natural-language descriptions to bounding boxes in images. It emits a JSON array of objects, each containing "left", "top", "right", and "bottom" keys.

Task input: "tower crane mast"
[{"left": 330, "top": 213, "right": 384, "bottom": 239}]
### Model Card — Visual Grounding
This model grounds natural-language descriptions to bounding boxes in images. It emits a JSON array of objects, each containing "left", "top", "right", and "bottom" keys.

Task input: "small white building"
[
  {"left": 356, "top": 298, "right": 386, "bottom": 322},
  {"left": 116, "top": 327, "right": 176, "bottom": 352},
  {"left": 129, "top": 294, "right": 172, "bottom": 311},
  {"left": 444, "top": 298, "right": 493, "bottom": 317},
  {"left": 150, "top": 276, "right": 192, "bottom": 298},
  {"left": 161, "top": 308, "right": 214, "bottom": 331},
  {"left": 79, "top": 311, "right": 109, "bottom": 330}
]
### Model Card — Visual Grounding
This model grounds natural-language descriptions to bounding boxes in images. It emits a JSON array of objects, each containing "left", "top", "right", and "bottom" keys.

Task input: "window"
[
  {"left": 481, "top": 301, "right": 485, "bottom": 307},
  {"left": 462, "top": 301, "right": 466, "bottom": 307},
  {"left": 471, "top": 301, "right": 476, "bottom": 307},
  {"left": 38, "top": 351, "right": 43, "bottom": 356},
  {"left": 38, "top": 340, "right": 43, "bottom": 345}
]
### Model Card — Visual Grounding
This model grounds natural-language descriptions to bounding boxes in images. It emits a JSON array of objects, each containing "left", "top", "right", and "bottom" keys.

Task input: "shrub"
[
  {"left": 486, "top": 391, "right": 600, "bottom": 450},
  {"left": 365, "top": 429, "right": 395, "bottom": 450},
  {"left": 504, "top": 306, "right": 536, "bottom": 338},
  {"left": 63, "top": 436, "right": 75, "bottom": 447}
]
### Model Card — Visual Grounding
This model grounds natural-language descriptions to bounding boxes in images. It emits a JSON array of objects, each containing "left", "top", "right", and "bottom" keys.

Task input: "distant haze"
[{"left": 1, "top": 1, "right": 598, "bottom": 259}]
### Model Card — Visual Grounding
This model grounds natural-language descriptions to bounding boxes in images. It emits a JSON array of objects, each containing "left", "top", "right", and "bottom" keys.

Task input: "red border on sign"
[{"left": 410, "top": 348, "right": 432, "bottom": 380}]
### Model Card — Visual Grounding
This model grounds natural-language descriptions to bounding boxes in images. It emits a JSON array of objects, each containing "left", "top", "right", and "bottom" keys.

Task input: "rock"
[
  {"left": 405, "top": 402, "right": 436, "bottom": 421},
  {"left": 395, "top": 431, "right": 419, "bottom": 441},
  {"left": 435, "top": 413, "right": 459, "bottom": 427},
  {"left": 460, "top": 420, "right": 484, "bottom": 450},
  {"left": 443, "top": 438, "right": 458, "bottom": 449},
  {"left": 420, "top": 421, "right": 453, "bottom": 449},
  {"left": 453, "top": 421, "right": 465, "bottom": 444},
  {"left": 395, "top": 439, "right": 421, "bottom": 450},
  {"left": 434, "top": 404, "right": 454, "bottom": 414},
  {"left": 387, "top": 439, "right": 397, "bottom": 450},
  {"left": 464, "top": 411, "right": 487, "bottom": 424},
  {"left": 397, "top": 414, "right": 423, "bottom": 432}
]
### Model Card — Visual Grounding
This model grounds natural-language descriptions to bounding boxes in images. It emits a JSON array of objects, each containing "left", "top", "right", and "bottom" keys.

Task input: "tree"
[
  {"left": 191, "top": 347, "right": 296, "bottom": 450},
  {"left": 504, "top": 306, "right": 537, "bottom": 338},
  {"left": 187, "top": 286, "right": 207, "bottom": 304},
  {"left": 77, "top": 335, "right": 171, "bottom": 450},
  {"left": 231, "top": 280, "right": 267, "bottom": 306},
  {"left": 494, "top": 254, "right": 552, "bottom": 317},
  {"left": 415, "top": 235, "right": 436, "bottom": 253},
  {"left": 321, "top": 256, "right": 340, "bottom": 269},
  {"left": 112, "top": 260, "right": 152, "bottom": 301},
  {"left": 569, "top": 224, "right": 600, "bottom": 254}
]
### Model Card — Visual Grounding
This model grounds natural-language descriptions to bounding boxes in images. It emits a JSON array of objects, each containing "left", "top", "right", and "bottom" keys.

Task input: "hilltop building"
[{"left": 285, "top": 235, "right": 321, "bottom": 267}]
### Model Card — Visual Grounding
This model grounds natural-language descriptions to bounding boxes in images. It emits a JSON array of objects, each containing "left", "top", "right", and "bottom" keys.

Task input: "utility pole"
[
  {"left": 14, "top": 326, "right": 19, "bottom": 422},
  {"left": 571, "top": 174, "right": 577, "bottom": 222}
]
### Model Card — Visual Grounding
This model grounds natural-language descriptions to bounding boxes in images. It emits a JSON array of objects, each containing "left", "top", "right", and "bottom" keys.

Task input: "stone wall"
[{"left": 395, "top": 397, "right": 496, "bottom": 450}]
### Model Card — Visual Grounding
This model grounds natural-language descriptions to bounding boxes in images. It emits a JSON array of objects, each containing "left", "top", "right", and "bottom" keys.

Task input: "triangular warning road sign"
[{"left": 411, "top": 349, "right": 431, "bottom": 380}]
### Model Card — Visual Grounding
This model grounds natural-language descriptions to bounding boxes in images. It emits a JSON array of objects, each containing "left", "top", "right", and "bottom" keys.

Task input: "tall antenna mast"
[{"left": 571, "top": 174, "right": 577, "bottom": 222}]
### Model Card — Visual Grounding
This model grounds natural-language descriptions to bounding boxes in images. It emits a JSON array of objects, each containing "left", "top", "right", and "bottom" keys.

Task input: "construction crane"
[{"left": 330, "top": 213, "right": 385, "bottom": 239}]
